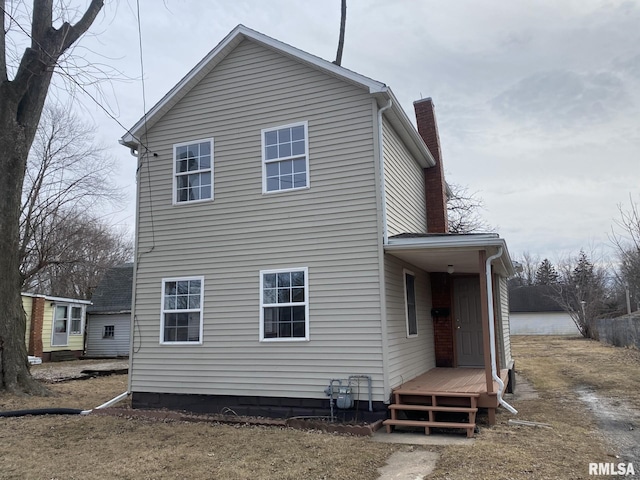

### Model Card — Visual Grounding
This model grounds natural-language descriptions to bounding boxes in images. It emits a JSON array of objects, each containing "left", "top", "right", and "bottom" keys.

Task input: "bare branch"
[
  {"left": 447, "top": 182, "right": 493, "bottom": 233},
  {"left": 334, "top": 0, "right": 346, "bottom": 66}
]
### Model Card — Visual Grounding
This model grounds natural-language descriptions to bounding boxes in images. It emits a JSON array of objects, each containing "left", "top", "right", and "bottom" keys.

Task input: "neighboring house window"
[
  {"left": 174, "top": 139, "right": 213, "bottom": 203},
  {"left": 262, "top": 122, "right": 309, "bottom": 193},
  {"left": 260, "top": 268, "right": 308, "bottom": 341},
  {"left": 52, "top": 304, "right": 84, "bottom": 346},
  {"left": 70, "top": 306, "right": 83, "bottom": 335},
  {"left": 404, "top": 269, "right": 418, "bottom": 337},
  {"left": 103, "top": 325, "right": 115, "bottom": 338},
  {"left": 161, "top": 276, "right": 204, "bottom": 344}
]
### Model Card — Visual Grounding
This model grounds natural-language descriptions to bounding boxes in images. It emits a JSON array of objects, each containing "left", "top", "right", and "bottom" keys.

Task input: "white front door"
[
  {"left": 454, "top": 277, "right": 484, "bottom": 367},
  {"left": 52, "top": 305, "right": 69, "bottom": 346}
]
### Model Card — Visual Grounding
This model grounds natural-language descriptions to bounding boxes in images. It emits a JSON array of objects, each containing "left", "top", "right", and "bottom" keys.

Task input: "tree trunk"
[
  {"left": 0, "top": 100, "right": 48, "bottom": 395},
  {"left": 0, "top": 0, "right": 103, "bottom": 394}
]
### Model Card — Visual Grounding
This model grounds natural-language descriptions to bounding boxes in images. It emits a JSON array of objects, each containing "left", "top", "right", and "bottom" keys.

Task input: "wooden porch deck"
[
  {"left": 394, "top": 367, "right": 509, "bottom": 404},
  {"left": 383, "top": 368, "right": 510, "bottom": 437}
]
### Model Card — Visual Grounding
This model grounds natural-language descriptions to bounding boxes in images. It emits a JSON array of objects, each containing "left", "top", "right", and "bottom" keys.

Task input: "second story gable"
[{"left": 121, "top": 25, "right": 446, "bottom": 248}]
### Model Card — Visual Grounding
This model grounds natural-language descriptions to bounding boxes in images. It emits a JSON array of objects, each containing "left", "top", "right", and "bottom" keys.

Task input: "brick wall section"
[
  {"left": 29, "top": 296, "right": 44, "bottom": 357},
  {"left": 430, "top": 272, "right": 454, "bottom": 367},
  {"left": 413, "top": 98, "right": 449, "bottom": 233}
]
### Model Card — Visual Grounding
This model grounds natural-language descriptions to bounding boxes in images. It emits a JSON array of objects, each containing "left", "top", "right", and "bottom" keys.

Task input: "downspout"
[
  {"left": 377, "top": 99, "right": 392, "bottom": 245},
  {"left": 485, "top": 247, "right": 518, "bottom": 415},
  {"left": 375, "top": 98, "right": 392, "bottom": 402}
]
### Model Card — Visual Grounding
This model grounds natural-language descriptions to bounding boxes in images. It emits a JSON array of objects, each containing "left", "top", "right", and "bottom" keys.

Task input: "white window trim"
[
  {"left": 259, "top": 267, "right": 309, "bottom": 342},
  {"left": 160, "top": 276, "right": 205, "bottom": 345},
  {"left": 261, "top": 121, "right": 310, "bottom": 194},
  {"left": 403, "top": 269, "right": 418, "bottom": 338},
  {"left": 69, "top": 305, "right": 85, "bottom": 335},
  {"left": 172, "top": 138, "right": 214, "bottom": 205}
]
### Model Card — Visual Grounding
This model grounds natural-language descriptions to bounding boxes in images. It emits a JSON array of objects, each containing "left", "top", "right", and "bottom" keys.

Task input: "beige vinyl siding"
[
  {"left": 132, "top": 39, "right": 385, "bottom": 401},
  {"left": 499, "top": 275, "right": 513, "bottom": 367},
  {"left": 384, "top": 253, "right": 435, "bottom": 389},
  {"left": 382, "top": 118, "right": 427, "bottom": 236}
]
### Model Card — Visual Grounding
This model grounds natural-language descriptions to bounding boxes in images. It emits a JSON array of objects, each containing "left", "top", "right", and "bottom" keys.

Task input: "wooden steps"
[{"left": 383, "top": 391, "right": 479, "bottom": 438}]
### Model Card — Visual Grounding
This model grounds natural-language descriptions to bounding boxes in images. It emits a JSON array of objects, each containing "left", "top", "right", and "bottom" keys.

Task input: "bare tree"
[
  {"left": 551, "top": 250, "right": 609, "bottom": 338},
  {"left": 0, "top": 0, "right": 104, "bottom": 393},
  {"left": 20, "top": 102, "right": 121, "bottom": 288},
  {"left": 508, "top": 252, "right": 540, "bottom": 288},
  {"left": 447, "top": 182, "right": 492, "bottom": 234},
  {"left": 26, "top": 214, "right": 133, "bottom": 299},
  {"left": 610, "top": 195, "right": 640, "bottom": 313}
]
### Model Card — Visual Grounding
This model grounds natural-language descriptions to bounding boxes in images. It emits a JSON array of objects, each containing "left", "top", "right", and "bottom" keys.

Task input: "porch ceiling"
[{"left": 385, "top": 234, "right": 515, "bottom": 276}]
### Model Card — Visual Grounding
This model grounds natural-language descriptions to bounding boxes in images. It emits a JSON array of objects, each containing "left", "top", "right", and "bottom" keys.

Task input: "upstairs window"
[
  {"left": 262, "top": 122, "right": 309, "bottom": 193},
  {"left": 174, "top": 139, "right": 213, "bottom": 203}
]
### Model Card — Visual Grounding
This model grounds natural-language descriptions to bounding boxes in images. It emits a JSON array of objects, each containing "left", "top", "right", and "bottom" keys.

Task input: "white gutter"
[
  {"left": 486, "top": 247, "right": 518, "bottom": 415},
  {"left": 377, "top": 99, "right": 392, "bottom": 244}
]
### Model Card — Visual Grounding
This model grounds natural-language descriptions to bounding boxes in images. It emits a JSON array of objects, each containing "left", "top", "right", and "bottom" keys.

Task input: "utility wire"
[{"left": 0, "top": 5, "right": 152, "bottom": 155}]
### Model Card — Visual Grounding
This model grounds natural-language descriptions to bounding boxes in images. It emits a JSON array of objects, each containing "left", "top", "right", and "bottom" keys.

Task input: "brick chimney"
[
  {"left": 414, "top": 98, "right": 449, "bottom": 233},
  {"left": 29, "top": 295, "right": 44, "bottom": 358}
]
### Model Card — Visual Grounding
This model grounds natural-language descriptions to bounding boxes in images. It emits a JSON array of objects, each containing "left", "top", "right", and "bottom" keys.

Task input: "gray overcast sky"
[{"left": 73, "top": 0, "right": 639, "bottom": 262}]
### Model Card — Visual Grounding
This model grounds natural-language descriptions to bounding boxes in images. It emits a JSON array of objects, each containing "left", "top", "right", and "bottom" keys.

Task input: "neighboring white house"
[
  {"left": 86, "top": 264, "right": 133, "bottom": 357},
  {"left": 119, "top": 24, "right": 517, "bottom": 425},
  {"left": 509, "top": 285, "right": 579, "bottom": 335}
]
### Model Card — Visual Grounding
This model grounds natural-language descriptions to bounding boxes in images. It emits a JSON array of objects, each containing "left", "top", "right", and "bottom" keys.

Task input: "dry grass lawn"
[
  {"left": 429, "top": 336, "right": 640, "bottom": 480},
  {"left": 1, "top": 338, "right": 639, "bottom": 479}
]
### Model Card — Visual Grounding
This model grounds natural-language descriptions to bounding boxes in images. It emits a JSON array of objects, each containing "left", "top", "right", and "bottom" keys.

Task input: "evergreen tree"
[{"left": 535, "top": 258, "right": 559, "bottom": 285}]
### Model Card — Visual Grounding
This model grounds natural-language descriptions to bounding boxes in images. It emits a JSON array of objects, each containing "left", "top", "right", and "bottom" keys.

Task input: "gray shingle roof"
[
  {"left": 87, "top": 264, "right": 133, "bottom": 314},
  {"left": 509, "top": 285, "right": 564, "bottom": 313}
]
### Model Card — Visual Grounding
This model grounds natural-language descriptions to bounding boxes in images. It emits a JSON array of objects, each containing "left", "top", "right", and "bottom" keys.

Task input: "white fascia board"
[
  {"left": 387, "top": 234, "right": 501, "bottom": 248},
  {"left": 43, "top": 295, "right": 92, "bottom": 305},
  {"left": 120, "top": 24, "right": 387, "bottom": 149},
  {"left": 21, "top": 291, "right": 92, "bottom": 304}
]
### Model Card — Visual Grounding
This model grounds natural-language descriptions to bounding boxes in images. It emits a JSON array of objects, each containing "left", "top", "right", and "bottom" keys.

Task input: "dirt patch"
[
  {"left": 576, "top": 386, "right": 640, "bottom": 463},
  {"left": 30, "top": 359, "right": 129, "bottom": 383}
]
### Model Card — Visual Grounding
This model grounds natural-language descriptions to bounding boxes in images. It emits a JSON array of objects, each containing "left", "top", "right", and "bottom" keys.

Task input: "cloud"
[{"left": 491, "top": 70, "right": 629, "bottom": 129}]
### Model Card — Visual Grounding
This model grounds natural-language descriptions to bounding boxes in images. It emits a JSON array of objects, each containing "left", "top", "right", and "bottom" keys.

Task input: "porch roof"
[{"left": 384, "top": 233, "right": 515, "bottom": 277}]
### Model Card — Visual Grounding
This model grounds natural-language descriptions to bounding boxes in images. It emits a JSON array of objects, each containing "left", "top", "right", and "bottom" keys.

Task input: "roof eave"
[
  {"left": 120, "top": 24, "right": 388, "bottom": 149},
  {"left": 385, "top": 235, "right": 516, "bottom": 277},
  {"left": 373, "top": 90, "right": 436, "bottom": 169}
]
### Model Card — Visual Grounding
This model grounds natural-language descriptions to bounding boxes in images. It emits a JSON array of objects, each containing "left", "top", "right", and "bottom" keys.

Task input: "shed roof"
[
  {"left": 509, "top": 285, "right": 564, "bottom": 313},
  {"left": 87, "top": 264, "right": 133, "bottom": 314}
]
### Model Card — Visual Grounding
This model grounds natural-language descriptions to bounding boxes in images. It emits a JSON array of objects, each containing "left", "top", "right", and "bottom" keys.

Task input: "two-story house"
[{"left": 120, "top": 25, "right": 516, "bottom": 436}]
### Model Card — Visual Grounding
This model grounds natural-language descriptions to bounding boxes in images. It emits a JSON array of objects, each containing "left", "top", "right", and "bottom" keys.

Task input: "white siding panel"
[
  {"left": 132, "top": 39, "right": 385, "bottom": 401},
  {"left": 510, "top": 312, "right": 580, "bottom": 336},
  {"left": 498, "top": 276, "right": 512, "bottom": 366},
  {"left": 382, "top": 118, "right": 427, "bottom": 236},
  {"left": 86, "top": 314, "right": 131, "bottom": 357},
  {"left": 384, "top": 253, "right": 435, "bottom": 389}
]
